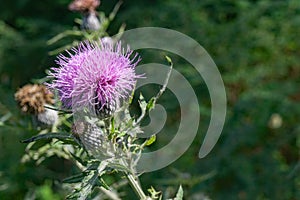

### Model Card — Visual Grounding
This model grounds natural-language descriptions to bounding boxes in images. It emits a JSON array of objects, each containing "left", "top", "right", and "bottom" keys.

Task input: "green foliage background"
[{"left": 0, "top": 0, "right": 299, "bottom": 199}]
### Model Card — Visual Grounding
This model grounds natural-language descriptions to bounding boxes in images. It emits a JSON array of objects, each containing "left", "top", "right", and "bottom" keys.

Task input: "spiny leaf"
[
  {"left": 48, "top": 41, "right": 79, "bottom": 56},
  {"left": 154, "top": 56, "right": 173, "bottom": 100},
  {"left": 107, "top": 163, "right": 131, "bottom": 173},
  {"left": 63, "top": 172, "right": 86, "bottom": 184},
  {"left": 110, "top": 117, "right": 116, "bottom": 137},
  {"left": 97, "top": 177, "right": 110, "bottom": 190},
  {"left": 61, "top": 139, "right": 80, "bottom": 146},
  {"left": 139, "top": 93, "right": 147, "bottom": 111},
  {"left": 20, "top": 133, "right": 73, "bottom": 143},
  {"left": 146, "top": 97, "right": 156, "bottom": 111},
  {"left": 145, "top": 135, "right": 156, "bottom": 146},
  {"left": 174, "top": 185, "right": 183, "bottom": 200},
  {"left": 47, "top": 30, "right": 82, "bottom": 45},
  {"left": 69, "top": 152, "right": 87, "bottom": 166},
  {"left": 133, "top": 93, "right": 147, "bottom": 126},
  {"left": 86, "top": 160, "right": 101, "bottom": 171},
  {"left": 66, "top": 170, "right": 99, "bottom": 200},
  {"left": 108, "top": 0, "right": 123, "bottom": 21},
  {"left": 147, "top": 186, "right": 162, "bottom": 199},
  {"left": 165, "top": 55, "right": 172, "bottom": 65}
]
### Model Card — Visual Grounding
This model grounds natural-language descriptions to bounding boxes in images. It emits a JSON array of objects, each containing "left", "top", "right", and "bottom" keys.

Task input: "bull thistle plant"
[{"left": 17, "top": 0, "right": 183, "bottom": 199}]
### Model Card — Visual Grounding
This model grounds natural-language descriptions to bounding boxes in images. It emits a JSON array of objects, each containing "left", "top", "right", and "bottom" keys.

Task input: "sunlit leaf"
[
  {"left": 146, "top": 97, "right": 156, "bottom": 111},
  {"left": 145, "top": 135, "right": 156, "bottom": 146},
  {"left": 174, "top": 185, "right": 183, "bottom": 200}
]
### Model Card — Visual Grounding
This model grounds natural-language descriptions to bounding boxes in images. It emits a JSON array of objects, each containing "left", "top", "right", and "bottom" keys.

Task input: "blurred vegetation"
[{"left": 0, "top": 0, "right": 299, "bottom": 199}]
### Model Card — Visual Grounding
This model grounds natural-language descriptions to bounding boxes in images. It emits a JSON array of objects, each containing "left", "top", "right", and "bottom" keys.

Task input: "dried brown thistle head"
[
  {"left": 69, "top": 0, "right": 100, "bottom": 13},
  {"left": 15, "top": 84, "right": 54, "bottom": 114}
]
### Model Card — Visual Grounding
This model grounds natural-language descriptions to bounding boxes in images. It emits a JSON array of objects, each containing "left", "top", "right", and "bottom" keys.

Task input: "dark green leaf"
[
  {"left": 69, "top": 152, "right": 87, "bottom": 166},
  {"left": 66, "top": 170, "right": 99, "bottom": 199},
  {"left": 63, "top": 172, "right": 86, "bottom": 184},
  {"left": 20, "top": 133, "right": 73, "bottom": 143},
  {"left": 86, "top": 160, "right": 101, "bottom": 171},
  {"left": 96, "top": 177, "right": 110, "bottom": 190}
]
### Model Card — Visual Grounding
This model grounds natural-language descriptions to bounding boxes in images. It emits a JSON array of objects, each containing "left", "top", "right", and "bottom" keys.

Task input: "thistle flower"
[
  {"left": 47, "top": 40, "right": 141, "bottom": 118},
  {"left": 72, "top": 121, "right": 115, "bottom": 158}
]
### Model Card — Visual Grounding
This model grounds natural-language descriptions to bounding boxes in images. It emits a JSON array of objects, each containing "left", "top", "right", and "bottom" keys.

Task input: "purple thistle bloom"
[{"left": 47, "top": 40, "right": 141, "bottom": 115}]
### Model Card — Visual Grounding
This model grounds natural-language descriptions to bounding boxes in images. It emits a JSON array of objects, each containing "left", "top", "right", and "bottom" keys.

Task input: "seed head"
[{"left": 15, "top": 84, "right": 54, "bottom": 114}]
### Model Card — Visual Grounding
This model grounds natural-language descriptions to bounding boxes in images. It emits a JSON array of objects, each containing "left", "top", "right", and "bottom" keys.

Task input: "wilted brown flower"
[
  {"left": 69, "top": 0, "right": 100, "bottom": 12},
  {"left": 15, "top": 84, "right": 54, "bottom": 114}
]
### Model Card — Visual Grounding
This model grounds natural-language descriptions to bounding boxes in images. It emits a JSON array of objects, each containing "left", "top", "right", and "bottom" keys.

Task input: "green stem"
[{"left": 127, "top": 173, "right": 148, "bottom": 200}]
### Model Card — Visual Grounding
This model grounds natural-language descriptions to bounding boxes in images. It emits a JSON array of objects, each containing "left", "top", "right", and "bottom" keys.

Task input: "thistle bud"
[
  {"left": 72, "top": 121, "right": 104, "bottom": 154},
  {"left": 81, "top": 123, "right": 104, "bottom": 152},
  {"left": 68, "top": 0, "right": 101, "bottom": 31},
  {"left": 82, "top": 12, "right": 101, "bottom": 31},
  {"left": 36, "top": 105, "right": 58, "bottom": 126},
  {"left": 95, "top": 100, "right": 117, "bottom": 119}
]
